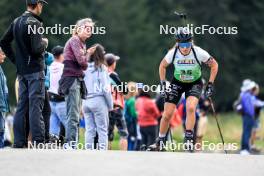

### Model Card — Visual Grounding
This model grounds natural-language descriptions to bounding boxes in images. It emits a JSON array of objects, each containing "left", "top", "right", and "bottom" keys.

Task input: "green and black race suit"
[{"left": 163, "top": 45, "right": 211, "bottom": 104}]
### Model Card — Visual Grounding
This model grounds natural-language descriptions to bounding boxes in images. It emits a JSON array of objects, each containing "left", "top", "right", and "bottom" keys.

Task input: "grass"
[
  {"left": 206, "top": 112, "right": 264, "bottom": 149},
  {"left": 171, "top": 112, "right": 264, "bottom": 153},
  {"left": 79, "top": 112, "right": 264, "bottom": 152}
]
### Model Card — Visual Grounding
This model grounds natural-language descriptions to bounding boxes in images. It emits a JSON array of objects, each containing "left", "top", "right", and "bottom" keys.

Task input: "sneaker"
[
  {"left": 140, "top": 144, "right": 147, "bottom": 151},
  {"left": 13, "top": 142, "right": 27, "bottom": 148},
  {"left": 146, "top": 137, "right": 167, "bottom": 152},
  {"left": 4, "top": 140, "right": 12, "bottom": 147},
  {"left": 49, "top": 134, "right": 60, "bottom": 143},
  {"left": 240, "top": 150, "right": 250, "bottom": 155}
]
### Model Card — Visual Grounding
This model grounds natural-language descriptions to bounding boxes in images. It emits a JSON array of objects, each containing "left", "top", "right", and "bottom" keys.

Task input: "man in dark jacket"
[{"left": 0, "top": 0, "right": 48, "bottom": 148}]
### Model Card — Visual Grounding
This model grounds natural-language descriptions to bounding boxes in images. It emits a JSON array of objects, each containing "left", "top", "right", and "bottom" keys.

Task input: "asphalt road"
[{"left": 0, "top": 150, "right": 263, "bottom": 176}]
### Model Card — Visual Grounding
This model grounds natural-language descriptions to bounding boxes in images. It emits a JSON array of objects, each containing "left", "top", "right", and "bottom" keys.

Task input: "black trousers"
[
  {"left": 25, "top": 89, "right": 51, "bottom": 143},
  {"left": 43, "top": 89, "right": 51, "bottom": 142},
  {"left": 140, "top": 125, "right": 158, "bottom": 146},
  {"left": 14, "top": 72, "right": 45, "bottom": 147}
]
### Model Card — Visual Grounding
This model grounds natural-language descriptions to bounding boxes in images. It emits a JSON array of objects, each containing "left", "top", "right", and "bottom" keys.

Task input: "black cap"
[
  {"left": 52, "top": 46, "right": 64, "bottom": 57},
  {"left": 27, "top": 0, "right": 48, "bottom": 5},
  {"left": 104, "top": 53, "right": 120, "bottom": 66}
]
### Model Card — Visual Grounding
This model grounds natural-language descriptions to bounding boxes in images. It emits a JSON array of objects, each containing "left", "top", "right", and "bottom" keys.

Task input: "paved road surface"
[{"left": 0, "top": 150, "right": 263, "bottom": 176}]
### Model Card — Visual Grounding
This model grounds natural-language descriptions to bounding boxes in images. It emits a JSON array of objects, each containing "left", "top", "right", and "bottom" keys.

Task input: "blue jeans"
[
  {"left": 14, "top": 71, "right": 45, "bottom": 147},
  {"left": 65, "top": 79, "right": 81, "bottom": 145},
  {"left": 49, "top": 101, "right": 67, "bottom": 136},
  {"left": 241, "top": 115, "right": 255, "bottom": 151},
  {"left": 0, "top": 112, "right": 4, "bottom": 148}
]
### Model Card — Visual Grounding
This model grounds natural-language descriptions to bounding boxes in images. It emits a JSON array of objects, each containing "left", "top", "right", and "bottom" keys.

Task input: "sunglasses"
[{"left": 178, "top": 42, "right": 192, "bottom": 48}]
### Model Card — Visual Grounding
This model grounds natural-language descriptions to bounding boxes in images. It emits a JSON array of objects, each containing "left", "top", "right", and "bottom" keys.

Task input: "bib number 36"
[{"left": 180, "top": 70, "right": 194, "bottom": 81}]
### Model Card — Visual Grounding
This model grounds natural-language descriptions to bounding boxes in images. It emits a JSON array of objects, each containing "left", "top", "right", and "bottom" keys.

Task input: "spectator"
[
  {"left": 250, "top": 83, "right": 263, "bottom": 153},
  {"left": 0, "top": 48, "right": 10, "bottom": 148},
  {"left": 136, "top": 89, "right": 160, "bottom": 147},
  {"left": 0, "top": 0, "right": 48, "bottom": 148},
  {"left": 48, "top": 46, "right": 66, "bottom": 143},
  {"left": 124, "top": 82, "right": 138, "bottom": 151},
  {"left": 59, "top": 18, "right": 96, "bottom": 148},
  {"left": 82, "top": 44, "right": 113, "bottom": 150},
  {"left": 240, "top": 80, "right": 264, "bottom": 155},
  {"left": 105, "top": 53, "right": 128, "bottom": 150},
  {"left": 43, "top": 52, "right": 53, "bottom": 142},
  {"left": 14, "top": 52, "right": 53, "bottom": 144}
]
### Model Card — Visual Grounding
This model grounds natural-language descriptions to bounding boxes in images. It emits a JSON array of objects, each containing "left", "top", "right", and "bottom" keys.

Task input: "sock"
[{"left": 159, "top": 133, "right": 166, "bottom": 138}]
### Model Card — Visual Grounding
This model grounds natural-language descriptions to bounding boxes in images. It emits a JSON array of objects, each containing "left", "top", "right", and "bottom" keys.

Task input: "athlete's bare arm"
[
  {"left": 159, "top": 59, "right": 170, "bottom": 81},
  {"left": 206, "top": 57, "right": 218, "bottom": 83}
]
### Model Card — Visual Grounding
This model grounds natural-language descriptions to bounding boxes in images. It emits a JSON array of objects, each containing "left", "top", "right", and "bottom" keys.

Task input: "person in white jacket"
[
  {"left": 48, "top": 46, "right": 66, "bottom": 142},
  {"left": 83, "top": 44, "right": 113, "bottom": 150}
]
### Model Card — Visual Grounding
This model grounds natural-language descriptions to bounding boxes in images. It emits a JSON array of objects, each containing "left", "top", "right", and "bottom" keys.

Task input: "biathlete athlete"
[{"left": 149, "top": 28, "right": 218, "bottom": 151}]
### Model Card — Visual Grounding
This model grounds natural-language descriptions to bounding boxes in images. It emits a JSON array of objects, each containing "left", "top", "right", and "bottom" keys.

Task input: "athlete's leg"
[
  {"left": 159, "top": 81, "right": 184, "bottom": 137},
  {"left": 147, "top": 81, "right": 183, "bottom": 151},
  {"left": 185, "top": 96, "right": 199, "bottom": 131},
  {"left": 185, "top": 80, "right": 203, "bottom": 131},
  {"left": 184, "top": 80, "right": 203, "bottom": 151},
  {"left": 159, "top": 102, "right": 176, "bottom": 136}
]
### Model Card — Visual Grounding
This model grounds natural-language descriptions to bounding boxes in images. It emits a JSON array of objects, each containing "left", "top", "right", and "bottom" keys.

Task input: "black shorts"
[
  {"left": 108, "top": 108, "right": 128, "bottom": 141},
  {"left": 165, "top": 78, "right": 203, "bottom": 105}
]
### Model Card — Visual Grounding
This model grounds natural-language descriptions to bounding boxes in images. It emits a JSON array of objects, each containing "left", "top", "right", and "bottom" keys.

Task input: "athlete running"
[{"left": 149, "top": 28, "right": 218, "bottom": 151}]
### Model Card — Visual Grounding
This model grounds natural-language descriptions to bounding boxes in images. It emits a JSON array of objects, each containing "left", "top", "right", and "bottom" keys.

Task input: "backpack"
[
  {"left": 109, "top": 71, "right": 125, "bottom": 109},
  {"left": 233, "top": 97, "right": 243, "bottom": 114}
]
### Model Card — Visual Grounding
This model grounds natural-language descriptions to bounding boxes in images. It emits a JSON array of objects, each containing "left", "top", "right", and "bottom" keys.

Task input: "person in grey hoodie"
[{"left": 82, "top": 44, "right": 113, "bottom": 150}]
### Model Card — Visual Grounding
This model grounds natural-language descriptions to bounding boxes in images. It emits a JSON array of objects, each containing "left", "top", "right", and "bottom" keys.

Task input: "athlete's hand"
[{"left": 205, "top": 82, "right": 214, "bottom": 98}]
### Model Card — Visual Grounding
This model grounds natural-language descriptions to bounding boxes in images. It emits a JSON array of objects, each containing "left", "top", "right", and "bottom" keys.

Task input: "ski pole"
[
  {"left": 168, "top": 126, "right": 175, "bottom": 152},
  {"left": 208, "top": 98, "right": 227, "bottom": 154}
]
